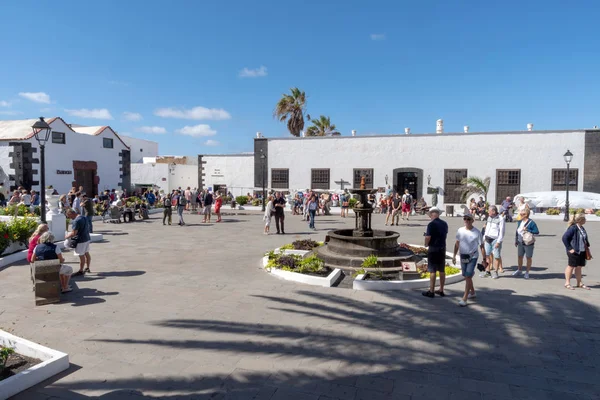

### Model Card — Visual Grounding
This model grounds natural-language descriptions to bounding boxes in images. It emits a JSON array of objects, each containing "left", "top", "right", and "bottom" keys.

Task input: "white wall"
[
  {"left": 0, "top": 142, "right": 11, "bottom": 188},
  {"left": 203, "top": 155, "right": 254, "bottom": 196},
  {"left": 267, "top": 131, "right": 587, "bottom": 206},
  {"left": 120, "top": 135, "right": 159, "bottom": 163},
  {"left": 131, "top": 162, "right": 170, "bottom": 192},
  {"left": 170, "top": 164, "right": 198, "bottom": 192}
]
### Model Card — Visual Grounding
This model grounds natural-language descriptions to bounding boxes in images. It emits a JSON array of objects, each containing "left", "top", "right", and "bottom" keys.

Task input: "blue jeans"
[
  {"left": 461, "top": 257, "right": 478, "bottom": 277},
  {"left": 86, "top": 216, "right": 93, "bottom": 233},
  {"left": 309, "top": 210, "right": 316, "bottom": 228}
]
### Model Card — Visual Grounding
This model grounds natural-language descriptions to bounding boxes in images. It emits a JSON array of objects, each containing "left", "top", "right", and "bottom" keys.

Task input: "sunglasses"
[{"left": 463, "top": 217, "right": 473, "bottom": 221}]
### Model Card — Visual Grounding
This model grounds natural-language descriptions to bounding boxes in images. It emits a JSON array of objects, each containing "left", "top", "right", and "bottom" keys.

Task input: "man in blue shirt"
[
  {"left": 65, "top": 208, "right": 92, "bottom": 276},
  {"left": 423, "top": 207, "right": 449, "bottom": 298}
]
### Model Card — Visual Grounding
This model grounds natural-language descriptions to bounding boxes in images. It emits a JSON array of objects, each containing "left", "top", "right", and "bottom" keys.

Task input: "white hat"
[{"left": 428, "top": 206, "right": 441, "bottom": 215}]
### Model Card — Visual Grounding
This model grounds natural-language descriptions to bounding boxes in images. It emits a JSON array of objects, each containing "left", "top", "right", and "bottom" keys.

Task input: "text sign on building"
[
  {"left": 212, "top": 168, "right": 223, "bottom": 177},
  {"left": 56, "top": 170, "right": 72, "bottom": 175}
]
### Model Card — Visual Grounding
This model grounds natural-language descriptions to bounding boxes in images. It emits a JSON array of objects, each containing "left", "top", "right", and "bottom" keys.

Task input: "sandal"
[
  {"left": 61, "top": 288, "right": 73, "bottom": 293},
  {"left": 577, "top": 284, "right": 591, "bottom": 290},
  {"left": 434, "top": 290, "right": 446, "bottom": 297},
  {"left": 564, "top": 284, "right": 575, "bottom": 290},
  {"left": 84, "top": 268, "right": 91, "bottom": 273}
]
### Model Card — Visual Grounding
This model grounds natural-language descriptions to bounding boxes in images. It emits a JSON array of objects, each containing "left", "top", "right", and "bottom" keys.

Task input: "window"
[
  {"left": 496, "top": 169, "right": 521, "bottom": 204},
  {"left": 271, "top": 169, "right": 289, "bottom": 189},
  {"left": 353, "top": 168, "right": 374, "bottom": 189},
  {"left": 552, "top": 169, "right": 578, "bottom": 191},
  {"left": 444, "top": 169, "right": 467, "bottom": 203},
  {"left": 52, "top": 132, "right": 65, "bottom": 144},
  {"left": 311, "top": 169, "right": 330, "bottom": 190},
  {"left": 103, "top": 138, "right": 114, "bottom": 149}
]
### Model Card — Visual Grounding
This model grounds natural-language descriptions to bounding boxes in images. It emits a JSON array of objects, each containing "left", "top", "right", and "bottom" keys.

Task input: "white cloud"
[
  {"left": 239, "top": 65, "right": 268, "bottom": 78},
  {"left": 123, "top": 111, "right": 143, "bottom": 121},
  {"left": 136, "top": 126, "right": 167, "bottom": 134},
  {"left": 64, "top": 108, "right": 113, "bottom": 120},
  {"left": 204, "top": 139, "right": 220, "bottom": 146},
  {"left": 0, "top": 101, "right": 10, "bottom": 107},
  {"left": 176, "top": 124, "right": 216, "bottom": 137},
  {"left": 155, "top": 106, "right": 231, "bottom": 120},
  {"left": 19, "top": 92, "right": 51, "bottom": 104},
  {"left": 370, "top": 33, "right": 386, "bottom": 41}
]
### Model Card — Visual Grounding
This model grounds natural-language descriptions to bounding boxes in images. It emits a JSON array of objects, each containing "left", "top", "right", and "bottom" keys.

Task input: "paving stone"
[{"left": 355, "top": 376, "right": 394, "bottom": 393}]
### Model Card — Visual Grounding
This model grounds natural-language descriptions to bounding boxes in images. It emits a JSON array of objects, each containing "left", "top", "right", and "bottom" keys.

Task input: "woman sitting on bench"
[
  {"left": 415, "top": 197, "right": 430, "bottom": 214},
  {"left": 31, "top": 232, "right": 74, "bottom": 293}
]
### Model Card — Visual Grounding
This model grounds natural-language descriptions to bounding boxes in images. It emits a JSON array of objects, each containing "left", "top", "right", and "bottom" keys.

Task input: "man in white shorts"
[{"left": 65, "top": 208, "right": 92, "bottom": 276}]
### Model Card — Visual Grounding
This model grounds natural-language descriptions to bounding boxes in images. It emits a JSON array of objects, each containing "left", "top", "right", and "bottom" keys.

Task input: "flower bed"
[
  {"left": 261, "top": 249, "right": 341, "bottom": 287},
  {"left": 0, "top": 329, "right": 69, "bottom": 398},
  {"left": 0, "top": 217, "right": 39, "bottom": 256},
  {"left": 278, "top": 239, "right": 324, "bottom": 251}
]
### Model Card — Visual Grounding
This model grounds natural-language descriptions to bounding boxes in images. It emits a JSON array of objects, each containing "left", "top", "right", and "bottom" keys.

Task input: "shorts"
[
  {"left": 402, "top": 204, "right": 411, "bottom": 213},
  {"left": 74, "top": 241, "right": 90, "bottom": 256},
  {"left": 567, "top": 251, "right": 586, "bottom": 267},
  {"left": 427, "top": 251, "right": 446, "bottom": 273},
  {"left": 461, "top": 257, "right": 477, "bottom": 278},
  {"left": 203, "top": 206, "right": 211, "bottom": 215},
  {"left": 517, "top": 241, "right": 534, "bottom": 258},
  {"left": 60, "top": 264, "right": 73, "bottom": 276},
  {"left": 484, "top": 239, "right": 502, "bottom": 258}
]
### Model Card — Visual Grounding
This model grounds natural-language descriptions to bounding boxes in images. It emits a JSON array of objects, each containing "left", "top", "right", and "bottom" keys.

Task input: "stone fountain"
[{"left": 316, "top": 177, "right": 414, "bottom": 271}]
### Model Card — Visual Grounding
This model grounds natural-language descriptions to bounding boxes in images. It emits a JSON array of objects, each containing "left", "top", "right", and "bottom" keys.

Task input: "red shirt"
[{"left": 27, "top": 234, "right": 41, "bottom": 263}]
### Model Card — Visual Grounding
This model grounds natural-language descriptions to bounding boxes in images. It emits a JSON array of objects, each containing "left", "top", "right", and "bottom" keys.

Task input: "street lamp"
[
  {"left": 260, "top": 150, "right": 266, "bottom": 212},
  {"left": 563, "top": 150, "right": 573, "bottom": 222},
  {"left": 385, "top": 174, "right": 388, "bottom": 186},
  {"left": 32, "top": 117, "right": 52, "bottom": 223}
]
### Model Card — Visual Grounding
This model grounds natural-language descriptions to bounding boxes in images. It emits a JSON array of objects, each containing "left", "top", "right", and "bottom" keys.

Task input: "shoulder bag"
[{"left": 522, "top": 220, "right": 535, "bottom": 246}]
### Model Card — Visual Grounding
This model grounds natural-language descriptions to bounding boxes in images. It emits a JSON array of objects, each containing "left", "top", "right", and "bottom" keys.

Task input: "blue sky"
[{"left": 1, "top": 0, "right": 599, "bottom": 155}]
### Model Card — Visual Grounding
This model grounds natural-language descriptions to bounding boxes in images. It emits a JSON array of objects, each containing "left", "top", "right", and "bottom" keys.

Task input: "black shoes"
[{"left": 422, "top": 291, "right": 435, "bottom": 298}]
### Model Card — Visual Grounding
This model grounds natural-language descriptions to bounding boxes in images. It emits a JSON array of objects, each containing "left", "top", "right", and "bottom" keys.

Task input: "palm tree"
[
  {"left": 305, "top": 115, "right": 341, "bottom": 137},
  {"left": 455, "top": 176, "right": 491, "bottom": 202},
  {"left": 273, "top": 87, "right": 308, "bottom": 137}
]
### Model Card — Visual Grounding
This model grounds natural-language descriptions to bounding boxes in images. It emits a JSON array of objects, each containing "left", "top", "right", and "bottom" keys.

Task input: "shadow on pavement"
[{"left": 23, "top": 287, "right": 600, "bottom": 399}]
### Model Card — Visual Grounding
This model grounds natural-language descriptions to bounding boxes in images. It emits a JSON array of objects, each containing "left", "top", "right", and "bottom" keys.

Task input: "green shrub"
[
  {"left": 1, "top": 346, "right": 14, "bottom": 371},
  {"left": 419, "top": 265, "right": 461, "bottom": 279},
  {"left": 235, "top": 196, "right": 249, "bottom": 206},
  {"left": 8, "top": 217, "right": 39, "bottom": 246},
  {"left": 251, "top": 199, "right": 262, "bottom": 206},
  {"left": 545, "top": 208, "right": 560, "bottom": 215},
  {"left": 352, "top": 268, "right": 366, "bottom": 278},
  {"left": 265, "top": 252, "right": 326, "bottom": 275},
  {"left": 348, "top": 198, "right": 358, "bottom": 208},
  {"left": 279, "top": 243, "right": 294, "bottom": 250},
  {"left": 291, "top": 239, "right": 322, "bottom": 250},
  {"left": 361, "top": 255, "right": 379, "bottom": 269},
  {"left": 0, "top": 204, "right": 31, "bottom": 217},
  {"left": 0, "top": 222, "right": 10, "bottom": 255},
  {"left": 569, "top": 208, "right": 585, "bottom": 215},
  {"left": 596, "top": 210, "right": 600, "bottom": 217}
]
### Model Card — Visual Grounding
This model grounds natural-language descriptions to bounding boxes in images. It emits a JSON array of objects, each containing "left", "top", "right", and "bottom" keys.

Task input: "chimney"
[
  {"left": 464, "top": 125, "right": 469, "bottom": 133},
  {"left": 351, "top": 130, "right": 356, "bottom": 137},
  {"left": 301, "top": 130, "right": 306, "bottom": 137},
  {"left": 527, "top": 123, "right": 533, "bottom": 131},
  {"left": 404, "top": 127, "right": 410, "bottom": 135},
  {"left": 436, "top": 119, "right": 443, "bottom": 134},
  {"left": 256, "top": 132, "right": 262, "bottom": 138}
]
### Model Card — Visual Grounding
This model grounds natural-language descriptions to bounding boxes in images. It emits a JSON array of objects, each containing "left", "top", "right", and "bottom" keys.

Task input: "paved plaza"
[{"left": 1, "top": 210, "right": 600, "bottom": 400}]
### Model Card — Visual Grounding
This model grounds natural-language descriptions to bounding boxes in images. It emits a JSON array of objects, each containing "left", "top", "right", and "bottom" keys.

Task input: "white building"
[
  {"left": 0, "top": 117, "right": 131, "bottom": 195},
  {"left": 251, "top": 127, "right": 600, "bottom": 207},
  {"left": 120, "top": 135, "right": 159, "bottom": 163}
]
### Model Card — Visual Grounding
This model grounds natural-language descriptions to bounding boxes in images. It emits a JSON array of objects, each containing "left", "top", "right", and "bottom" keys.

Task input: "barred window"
[
  {"left": 271, "top": 169, "right": 289, "bottom": 189},
  {"left": 353, "top": 169, "right": 374, "bottom": 189},
  {"left": 551, "top": 169, "right": 578, "bottom": 191},
  {"left": 496, "top": 169, "right": 521, "bottom": 204},
  {"left": 311, "top": 169, "right": 330, "bottom": 190},
  {"left": 444, "top": 169, "right": 467, "bottom": 203}
]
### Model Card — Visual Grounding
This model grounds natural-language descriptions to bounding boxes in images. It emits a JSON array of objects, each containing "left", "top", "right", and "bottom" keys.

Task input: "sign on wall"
[
  {"left": 56, "top": 170, "right": 72, "bottom": 175},
  {"left": 211, "top": 168, "right": 223, "bottom": 176}
]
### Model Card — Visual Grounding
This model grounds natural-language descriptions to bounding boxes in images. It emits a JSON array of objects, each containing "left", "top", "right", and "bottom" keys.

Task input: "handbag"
[
  {"left": 522, "top": 220, "right": 535, "bottom": 245},
  {"left": 484, "top": 236, "right": 495, "bottom": 244},
  {"left": 585, "top": 246, "right": 593, "bottom": 261},
  {"left": 460, "top": 253, "right": 472, "bottom": 264},
  {"left": 67, "top": 236, "right": 79, "bottom": 249}
]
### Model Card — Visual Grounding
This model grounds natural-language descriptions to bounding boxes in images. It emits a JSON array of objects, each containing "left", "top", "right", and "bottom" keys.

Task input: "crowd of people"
[{"left": 422, "top": 202, "right": 593, "bottom": 307}]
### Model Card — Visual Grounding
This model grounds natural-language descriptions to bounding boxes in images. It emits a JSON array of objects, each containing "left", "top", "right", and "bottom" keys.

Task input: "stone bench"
[{"left": 32, "top": 259, "right": 61, "bottom": 306}]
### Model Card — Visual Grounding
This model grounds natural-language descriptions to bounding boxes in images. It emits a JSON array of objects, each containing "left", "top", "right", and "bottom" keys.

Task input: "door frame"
[{"left": 392, "top": 167, "right": 423, "bottom": 200}]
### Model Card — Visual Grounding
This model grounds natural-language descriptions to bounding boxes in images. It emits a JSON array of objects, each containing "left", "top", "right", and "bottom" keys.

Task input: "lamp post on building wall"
[
  {"left": 563, "top": 150, "right": 573, "bottom": 222},
  {"left": 260, "top": 150, "right": 266, "bottom": 212},
  {"left": 31, "top": 117, "right": 52, "bottom": 223}
]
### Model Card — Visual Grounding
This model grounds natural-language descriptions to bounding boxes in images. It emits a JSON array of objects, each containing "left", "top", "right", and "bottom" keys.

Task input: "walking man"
[
  {"left": 401, "top": 189, "right": 412, "bottom": 221},
  {"left": 202, "top": 190, "right": 213, "bottom": 223},
  {"left": 162, "top": 193, "right": 172, "bottom": 225},
  {"left": 175, "top": 190, "right": 186, "bottom": 226},
  {"left": 453, "top": 213, "right": 486, "bottom": 306},
  {"left": 482, "top": 205, "right": 505, "bottom": 279},
  {"left": 274, "top": 192, "right": 286, "bottom": 234},
  {"left": 65, "top": 208, "right": 92, "bottom": 276},
  {"left": 422, "top": 207, "right": 448, "bottom": 298},
  {"left": 390, "top": 193, "right": 401, "bottom": 226}
]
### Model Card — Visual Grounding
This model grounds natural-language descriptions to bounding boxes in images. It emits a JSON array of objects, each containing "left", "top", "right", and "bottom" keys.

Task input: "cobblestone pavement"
[{"left": 1, "top": 210, "right": 599, "bottom": 400}]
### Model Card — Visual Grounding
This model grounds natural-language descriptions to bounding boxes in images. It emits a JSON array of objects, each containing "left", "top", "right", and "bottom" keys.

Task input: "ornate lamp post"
[
  {"left": 260, "top": 150, "right": 266, "bottom": 212},
  {"left": 563, "top": 150, "right": 573, "bottom": 222},
  {"left": 32, "top": 117, "right": 52, "bottom": 223}
]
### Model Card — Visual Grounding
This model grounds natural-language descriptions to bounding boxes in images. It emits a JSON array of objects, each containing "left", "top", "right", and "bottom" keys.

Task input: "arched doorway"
[{"left": 392, "top": 168, "right": 423, "bottom": 200}]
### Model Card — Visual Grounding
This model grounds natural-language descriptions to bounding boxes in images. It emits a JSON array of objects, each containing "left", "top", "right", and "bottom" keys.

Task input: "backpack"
[
  {"left": 178, "top": 195, "right": 187, "bottom": 207},
  {"left": 403, "top": 194, "right": 412, "bottom": 205},
  {"left": 164, "top": 197, "right": 172, "bottom": 207}
]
